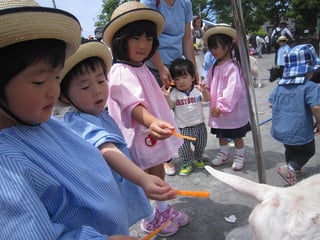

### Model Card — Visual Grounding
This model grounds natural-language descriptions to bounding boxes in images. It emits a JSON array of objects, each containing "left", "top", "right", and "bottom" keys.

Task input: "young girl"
[
  {"left": 202, "top": 24, "right": 251, "bottom": 171},
  {"left": 103, "top": 1, "right": 189, "bottom": 235},
  {"left": 163, "top": 58, "right": 210, "bottom": 176},
  {"left": 58, "top": 40, "right": 179, "bottom": 236},
  {"left": 0, "top": 0, "right": 149, "bottom": 239}
]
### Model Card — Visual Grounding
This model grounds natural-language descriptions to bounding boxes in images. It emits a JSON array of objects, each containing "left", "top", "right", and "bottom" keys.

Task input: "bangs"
[
  {"left": 171, "top": 65, "right": 190, "bottom": 79},
  {"left": 120, "top": 20, "right": 157, "bottom": 38}
]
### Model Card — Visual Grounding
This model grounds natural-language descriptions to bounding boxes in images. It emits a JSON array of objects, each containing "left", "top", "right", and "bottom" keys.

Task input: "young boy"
[
  {"left": 0, "top": 1, "right": 173, "bottom": 239},
  {"left": 269, "top": 44, "right": 320, "bottom": 185},
  {"left": 58, "top": 40, "right": 179, "bottom": 237}
]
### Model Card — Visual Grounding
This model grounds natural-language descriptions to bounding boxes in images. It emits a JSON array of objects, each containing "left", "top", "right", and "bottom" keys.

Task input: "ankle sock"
[
  {"left": 235, "top": 147, "right": 244, "bottom": 157},
  {"left": 219, "top": 145, "right": 229, "bottom": 155},
  {"left": 155, "top": 201, "right": 168, "bottom": 212}
]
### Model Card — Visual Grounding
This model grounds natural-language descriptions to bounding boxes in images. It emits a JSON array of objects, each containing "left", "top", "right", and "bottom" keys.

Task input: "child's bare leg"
[
  {"left": 145, "top": 164, "right": 165, "bottom": 180},
  {"left": 233, "top": 138, "right": 244, "bottom": 149},
  {"left": 219, "top": 137, "right": 229, "bottom": 147}
]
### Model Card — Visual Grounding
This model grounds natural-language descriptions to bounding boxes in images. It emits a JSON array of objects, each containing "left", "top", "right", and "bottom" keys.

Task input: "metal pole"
[
  {"left": 231, "top": 0, "right": 266, "bottom": 183},
  {"left": 52, "top": 0, "right": 57, "bottom": 8}
]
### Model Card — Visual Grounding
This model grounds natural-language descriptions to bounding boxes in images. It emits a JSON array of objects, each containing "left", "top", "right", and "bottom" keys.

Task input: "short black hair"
[
  {"left": 170, "top": 58, "right": 195, "bottom": 79},
  {"left": 111, "top": 20, "right": 159, "bottom": 62},
  {"left": 0, "top": 39, "right": 66, "bottom": 101},
  {"left": 60, "top": 57, "right": 107, "bottom": 98}
]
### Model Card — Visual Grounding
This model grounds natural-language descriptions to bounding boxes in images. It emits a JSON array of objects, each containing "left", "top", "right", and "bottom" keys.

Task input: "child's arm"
[
  {"left": 196, "top": 83, "right": 211, "bottom": 102},
  {"left": 132, "top": 104, "right": 174, "bottom": 140},
  {"left": 99, "top": 142, "right": 176, "bottom": 201},
  {"left": 150, "top": 51, "right": 172, "bottom": 88},
  {"left": 161, "top": 86, "right": 175, "bottom": 109}
]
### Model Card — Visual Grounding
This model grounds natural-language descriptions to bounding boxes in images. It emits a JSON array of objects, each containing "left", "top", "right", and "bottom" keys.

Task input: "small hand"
[
  {"left": 159, "top": 66, "right": 173, "bottom": 88},
  {"left": 161, "top": 85, "right": 171, "bottom": 99},
  {"left": 149, "top": 120, "right": 174, "bottom": 140},
  {"left": 211, "top": 107, "right": 221, "bottom": 117},
  {"left": 196, "top": 82, "right": 206, "bottom": 93},
  {"left": 141, "top": 174, "right": 176, "bottom": 201}
]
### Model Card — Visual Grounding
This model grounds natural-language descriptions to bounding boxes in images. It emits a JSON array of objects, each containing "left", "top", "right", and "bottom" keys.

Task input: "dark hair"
[
  {"left": 0, "top": 39, "right": 66, "bottom": 101},
  {"left": 60, "top": 57, "right": 107, "bottom": 98},
  {"left": 170, "top": 58, "right": 195, "bottom": 79},
  {"left": 192, "top": 15, "right": 203, "bottom": 29},
  {"left": 207, "top": 34, "right": 241, "bottom": 66},
  {"left": 111, "top": 20, "right": 159, "bottom": 62}
]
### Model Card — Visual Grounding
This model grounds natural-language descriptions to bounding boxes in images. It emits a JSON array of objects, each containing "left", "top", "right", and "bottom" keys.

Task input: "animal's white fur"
[
  {"left": 205, "top": 166, "right": 320, "bottom": 240},
  {"left": 249, "top": 56, "right": 262, "bottom": 88}
]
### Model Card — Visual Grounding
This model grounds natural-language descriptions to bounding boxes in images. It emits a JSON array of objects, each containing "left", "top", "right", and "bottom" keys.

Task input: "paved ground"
[{"left": 129, "top": 53, "right": 320, "bottom": 240}]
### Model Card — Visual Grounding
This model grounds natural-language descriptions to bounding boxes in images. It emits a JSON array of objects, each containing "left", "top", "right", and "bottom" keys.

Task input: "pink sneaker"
[
  {"left": 158, "top": 205, "right": 189, "bottom": 227},
  {"left": 140, "top": 208, "right": 179, "bottom": 237}
]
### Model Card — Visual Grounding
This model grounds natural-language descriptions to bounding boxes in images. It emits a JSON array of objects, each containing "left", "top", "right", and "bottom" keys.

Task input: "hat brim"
[
  {"left": 60, "top": 41, "right": 112, "bottom": 81},
  {"left": 0, "top": 7, "right": 81, "bottom": 58},
  {"left": 277, "top": 37, "right": 288, "bottom": 43},
  {"left": 103, "top": 8, "right": 164, "bottom": 47},
  {"left": 203, "top": 26, "right": 236, "bottom": 45},
  {"left": 282, "top": 64, "right": 315, "bottom": 78}
]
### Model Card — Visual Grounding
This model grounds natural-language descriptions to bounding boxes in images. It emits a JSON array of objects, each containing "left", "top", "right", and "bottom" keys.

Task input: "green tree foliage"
[
  {"left": 205, "top": 0, "right": 268, "bottom": 31},
  {"left": 94, "top": 0, "right": 320, "bottom": 38},
  {"left": 95, "top": 0, "right": 123, "bottom": 27},
  {"left": 286, "top": 0, "right": 320, "bottom": 35}
]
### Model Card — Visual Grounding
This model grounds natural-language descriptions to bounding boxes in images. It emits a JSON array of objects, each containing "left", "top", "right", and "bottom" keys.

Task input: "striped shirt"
[{"left": 0, "top": 118, "right": 128, "bottom": 239}]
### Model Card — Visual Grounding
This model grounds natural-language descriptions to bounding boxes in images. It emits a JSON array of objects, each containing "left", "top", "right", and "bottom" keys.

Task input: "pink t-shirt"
[
  {"left": 108, "top": 63, "right": 183, "bottom": 170},
  {"left": 204, "top": 60, "right": 250, "bottom": 129}
]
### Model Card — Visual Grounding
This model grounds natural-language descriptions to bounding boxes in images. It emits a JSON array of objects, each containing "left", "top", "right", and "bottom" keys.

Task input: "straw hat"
[
  {"left": 203, "top": 23, "right": 236, "bottom": 45},
  {"left": 60, "top": 40, "right": 112, "bottom": 81},
  {"left": 277, "top": 36, "right": 288, "bottom": 43},
  {"left": 103, "top": 1, "right": 165, "bottom": 47},
  {"left": 0, "top": 0, "right": 81, "bottom": 58}
]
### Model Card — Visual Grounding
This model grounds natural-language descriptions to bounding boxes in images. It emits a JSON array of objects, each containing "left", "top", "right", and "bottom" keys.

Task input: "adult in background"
[
  {"left": 141, "top": 0, "right": 197, "bottom": 176},
  {"left": 271, "top": 21, "right": 294, "bottom": 64},
  {"left": 255, "top": 35, "right": 265, "bottom": 58},
  {"left": 192, "top": 15, "right": 205, "bottom": 80},
  {"left": 264, "top": 34, "right": 271, "bottom": 54}
]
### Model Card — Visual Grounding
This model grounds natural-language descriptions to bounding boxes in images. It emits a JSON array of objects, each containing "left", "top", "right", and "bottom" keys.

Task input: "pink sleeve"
[
  {"left": 108, "top": 67, "right": 149, "bottom": 128},
  {"left": 216, "top": 65, "right": 245, "bottom": 113}
]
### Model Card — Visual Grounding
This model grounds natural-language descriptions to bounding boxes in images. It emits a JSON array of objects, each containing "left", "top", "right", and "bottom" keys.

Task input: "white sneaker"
[
  {"left": 232, "top": 155, "right": 245, "bottom": 171},
  {"left": 211, "top": 152, "right": 230, "bottom": 166}
]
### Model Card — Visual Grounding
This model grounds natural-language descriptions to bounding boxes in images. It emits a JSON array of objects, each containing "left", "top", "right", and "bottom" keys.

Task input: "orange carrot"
[
  {"left": 142, "top": 218, "right": 171, "bottom": 240},
  {"left": 171, "top": 130, "right": 196, "bottom": 141},
  {"left": 175, "top": 190, "right": 210, "bottom": 198}
]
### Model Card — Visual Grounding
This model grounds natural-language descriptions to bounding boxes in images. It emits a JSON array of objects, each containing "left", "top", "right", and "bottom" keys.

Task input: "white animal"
[
  {"left": 249, "top": 56, "right": 262, "bottom": 88},
  {"left": 205, "top": 166, "right": 320, "bottom": 240}
]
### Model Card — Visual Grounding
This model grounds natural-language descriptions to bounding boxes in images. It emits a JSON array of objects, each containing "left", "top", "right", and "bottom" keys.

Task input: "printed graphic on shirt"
[
  {"left": 175, "top": 95, "right": 203, "bottom": 106},
  {"left": 145, "top": 134, "right": 157, "bottom": 146}
]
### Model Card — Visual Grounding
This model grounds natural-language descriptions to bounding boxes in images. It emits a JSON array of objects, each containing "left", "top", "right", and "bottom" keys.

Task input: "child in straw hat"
[
  {"left": 202, "top": 24, "right": 251, "bottom": 171},
  {"left": 58, "top": 40, "right": 177, "bottom": 234},
  {"left": 269, "top": 44, "right": 320, "bottom": 186},
  {"left": 103, "top": 1, "right": 189, "bottom": 236},
  {"left": 0, "top": 0, "right": 154, "bottom": 239}
]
